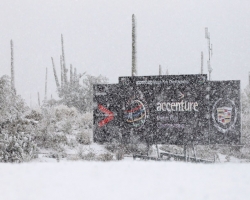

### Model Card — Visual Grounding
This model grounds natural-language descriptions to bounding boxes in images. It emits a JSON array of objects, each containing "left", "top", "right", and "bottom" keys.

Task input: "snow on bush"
[
  {"left": 76, "top": 146, "right": 113, "bottom": 161},
  {"left": 33, "top": 104, "right": 94, "bottom": 160},
  {"left": 55, "top": 105, "right": 78, "bottom": 121},
  {"left": 0, "top": 132, "right": 37, "bottom": 163},
  {"left": 0, "top": 75, "right": 38, "bottom": 162},
  {"left": 76, "top": 130, "right": 91, "bottom": 145}
]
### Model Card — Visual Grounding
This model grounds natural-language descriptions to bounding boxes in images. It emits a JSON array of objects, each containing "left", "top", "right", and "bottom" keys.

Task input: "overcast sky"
[{"left": 0, "top": 0, "right": 250, "bottom": 105}]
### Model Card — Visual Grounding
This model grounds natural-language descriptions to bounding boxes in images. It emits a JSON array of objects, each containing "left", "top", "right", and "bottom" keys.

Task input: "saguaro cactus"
[
  {"left": 60, "top": 55, "right": 64, "bottom": 89},
  {"left": 44, "top": 68, "right": 47, "bottom": 101},
  {"left": 70, "top": 64, "right": 73, "bottom": 86},
  {"left": 61, "top": 34, "right": 68, "bottom": 85},
  {"left": 51, "top": 57, "right": 60, "bottom": 90},
  {"left": 10, "top": 40, "right": 15, "bottom": 94},
  {"left": 38, "top": 92, "right": 40, "bottom": 106},
  {"left": 132, "top": 14, "right": 137, "bottom": 76}
]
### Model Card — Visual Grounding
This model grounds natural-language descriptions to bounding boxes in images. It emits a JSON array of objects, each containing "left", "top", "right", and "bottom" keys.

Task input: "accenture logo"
[
  {"left": 156, "top": 101, "right": 199, "bottom": 112},
  {"left": 156, "top": 91, "right": 199, "bottom": 112}
]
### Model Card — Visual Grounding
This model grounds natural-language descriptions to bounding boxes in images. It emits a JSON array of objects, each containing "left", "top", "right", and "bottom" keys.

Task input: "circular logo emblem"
[
  {"left": 212, "top": 98, "right": 237, "bottom": 133},
  {"left": 124, "top": 99, "right": 147, "bottom": 128},
  {"left": 198, "top": 75, "right": 206, "bottom": 85}
]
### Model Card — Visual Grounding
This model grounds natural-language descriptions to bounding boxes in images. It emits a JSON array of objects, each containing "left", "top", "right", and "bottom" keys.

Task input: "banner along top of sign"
[{"left": 119, "top": 74, "right": 207, "bottom": 86}]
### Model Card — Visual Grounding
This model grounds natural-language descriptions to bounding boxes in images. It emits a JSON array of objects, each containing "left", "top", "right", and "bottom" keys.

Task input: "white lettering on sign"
[{"left": 156, "top": 101, "right": 199, "bottom": 112}]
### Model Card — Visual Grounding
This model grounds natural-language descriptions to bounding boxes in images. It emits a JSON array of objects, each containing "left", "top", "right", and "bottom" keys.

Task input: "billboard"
[
  {"left": 209, "top": 81, "right": 241, "bottom": 144},
  {"left": 93, "top": 76, "right": 241, "bottom": 145}
]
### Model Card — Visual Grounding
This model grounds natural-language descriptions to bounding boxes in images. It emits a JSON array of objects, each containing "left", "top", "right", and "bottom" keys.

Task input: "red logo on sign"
[{"left": 98, "top": 104, "right": 114, "bottom": 127}]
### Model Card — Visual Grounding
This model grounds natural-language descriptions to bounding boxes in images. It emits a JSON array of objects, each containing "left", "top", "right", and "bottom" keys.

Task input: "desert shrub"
[
  {"left": 76, "top": 147, "right": 113, "bottom": 161},
  {"left": 104, "top": 141, "right": 118, "bottom": 152},
  {"left": 76, "top": 131, "right": 91, "bottom": 145},
  {"left": 98, "top": 153, "right": 113, "bottom": 161},
  {"left": 76, "top": 145, "right": 85, "bottom": 159},
  {"left": 61, "top": 120, "right": 73, "bottom": 134},
  {"left": 115, "top": 149, "right": 124, "bottom": 160},
  {"left": 240, "top": 146, "right": 250, "bottom": 160},
  {"left": 105, "top": 139, "right": 148, "bottom": 156},
  {"left": 136, "top": 143, "right": 149, "bottom": 155},
  {"left": 46, "top": 151, "right": 67, "bottom": 159},
  {"left": 83, "top": 151, "right": 96, "bottom": 161},
  {"left": 0, "top": 132, "right": 38, "bottom": 163},
  {"left": 25, "top": 109, "right": 43, "bottom": 121},
  {"left": 76, "top": 146, "right": 95, "bottom": 160},
  {"left": 36, "top": 130, "right": 67, "bottom": 150},
  {"left": 0, "top": 76, "right": 38, "bottom": 162},
  {"left": 77, "top": 147, "right": 96, "bottom": 161},
  {"left": 52, "top": 133, "right": 68, "bottom": 145},
  {"left": 55, "top": 105, "right": 78, "bottom": 121},
  {"left": 36, "top": 106, "right": 69, "bottom": 150},
  {"left": 67, "top": 138, "right": 77, "bottom": 148},
  {"left": 75, "top": 112, "right": 93, "bottom": 130}
]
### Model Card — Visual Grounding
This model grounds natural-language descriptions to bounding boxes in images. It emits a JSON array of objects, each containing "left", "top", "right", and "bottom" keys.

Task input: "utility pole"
[
  {"left": 201, "top": 51, "right": 203, "bottom": 74},
  {"left": 205, "top": 28, "right": 213, "bottom": 80},
  {"left": 159, "top": 65, "right": 162, "bottom": 75},
  {"left": 132, "top": 14, "right": 137, "bottom": 76}
]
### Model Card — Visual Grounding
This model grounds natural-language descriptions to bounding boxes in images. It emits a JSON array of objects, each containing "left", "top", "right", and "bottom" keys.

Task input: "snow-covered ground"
[{"left": 1, "top": 161, "right": 250, "bottom": 200}]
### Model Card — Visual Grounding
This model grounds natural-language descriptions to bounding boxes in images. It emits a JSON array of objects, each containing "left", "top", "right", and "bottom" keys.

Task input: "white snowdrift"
[{"left": 0, "top": 161, "right": 249, "bottom": 200}]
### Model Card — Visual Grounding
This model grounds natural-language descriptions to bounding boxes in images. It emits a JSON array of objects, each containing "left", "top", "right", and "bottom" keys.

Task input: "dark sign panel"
[
  {"left": 93, "top": 76, "right": 241, "bottom": 145},
  {"left": 93, "top": 84, "right": 122, "bottom": 143},
  {"left": 119, "top": 75, "right": 209, "bottom": 145},
  {"left": 209, "top": 81, "right": 241, "bottom": 144}
]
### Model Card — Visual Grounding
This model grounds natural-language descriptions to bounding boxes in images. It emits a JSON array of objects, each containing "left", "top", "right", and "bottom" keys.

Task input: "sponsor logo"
[
  {"left": 198, "top": 75, "right": 206, "bottom": 84},
  {"left": 156, "top": 101, "right": 199, "bottom": 112},
  {"left": 124, "top": 100, "right": 147, "bottom": 128},
  {"left": 157, "top": 91, "right": 198, "bottom": 112},
  {"left": 98, "top": 104, "right": 114, "bottom": 127},
  {"left": 212, "top": 98, "right": 237, "bottom": 133},
  {"left": 217, "top": 107, "right": 232, "bottom": 125}
]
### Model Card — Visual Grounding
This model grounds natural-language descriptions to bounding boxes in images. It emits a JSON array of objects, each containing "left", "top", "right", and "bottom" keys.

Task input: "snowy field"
[{"left": 1, "top": 161, "right": 250, "bottom": 200}]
